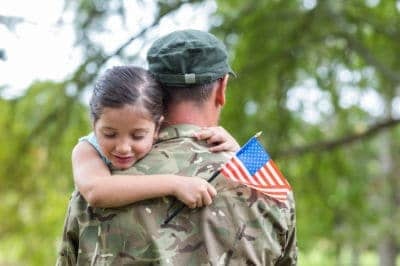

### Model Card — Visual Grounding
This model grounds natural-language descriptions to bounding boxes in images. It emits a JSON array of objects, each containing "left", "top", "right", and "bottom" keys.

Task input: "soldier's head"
[
  {"left": 147, "top": 29, "right": 235, "bottom": 124},
  {"left": 89, "top": 66, "right": 164, "bottom": 169}
]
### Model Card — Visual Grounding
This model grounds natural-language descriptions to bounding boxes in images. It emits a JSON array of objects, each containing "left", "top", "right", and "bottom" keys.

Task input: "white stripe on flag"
[
  {"left": 266, "top": 162, "right": 285, "bottom": 186},
  {"left": 227, "top": 159, "right": 249, "bottom": 184},
  {"left": 259, "top": 165, "right": 276, "bottom": 186},
  {"left": 254, "top": 171, "right": 268, "bottom": 186},
  {"left": 257, "top": 188, "right": 291, "bottom": 193},
  {"left": 250, "top": 187, "right": 289, "bottom": 195},
  {"left": 264, "top": 194, "right": 287, "bottom": 201},
  {"left": 221, "top": 163, "right": 240, "bottom": 183},
  {"left": 246, "top": 185, "right": 288, "bottom": 201}
]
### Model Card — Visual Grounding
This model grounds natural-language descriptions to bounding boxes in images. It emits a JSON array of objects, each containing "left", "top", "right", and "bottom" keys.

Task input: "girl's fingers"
[
  {"left": 208, "top": 143, "right": 228, "bottom": 152},
  {"left": 203, "top": 185, "right": 217, "bottom": 206},
  {"left": 208, "top": 141, "right": 240, "bottom": 152},
  {"left": 202, "top": 192, "right": 212, "bottom": 206},
  {"left": 206, "top": 134, "right": 225, "bottom": 144},
  {"left": 208, "top": 184, "right": 217, "bottom": 198},
  {"left": 196, "top": 196, "right": 203, "bottom": 208},
  {"left": 194, "top": 127, "right": 240, "bottom": 152},
  {"left": 193, "top": 128, "right": 213, "bottom": 140}
]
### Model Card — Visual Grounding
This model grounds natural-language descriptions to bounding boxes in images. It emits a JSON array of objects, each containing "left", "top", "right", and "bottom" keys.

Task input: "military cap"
[{"left": 147, "top": 29, "right": 236, "bottom": 86}]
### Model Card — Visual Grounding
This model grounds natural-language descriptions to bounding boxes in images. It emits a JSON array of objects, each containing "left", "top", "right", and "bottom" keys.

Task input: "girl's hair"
[{"left": 89, "top": 66, "right": 163, "bottom": 125}]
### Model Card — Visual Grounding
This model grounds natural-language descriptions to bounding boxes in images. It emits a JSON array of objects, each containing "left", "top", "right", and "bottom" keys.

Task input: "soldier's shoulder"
[{"left": 152, "top": 137, "right": 232, "bottom": 161}]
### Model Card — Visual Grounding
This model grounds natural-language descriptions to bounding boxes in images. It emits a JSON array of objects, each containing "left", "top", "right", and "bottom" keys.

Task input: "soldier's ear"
[{"left": 215, "top": 74, "right": 228, "bottom": 106}]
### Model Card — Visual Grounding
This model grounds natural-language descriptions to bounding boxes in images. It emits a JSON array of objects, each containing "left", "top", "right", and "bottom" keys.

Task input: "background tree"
[
  {"left": 0, "top": 0, "right": 399, "bottom": 265},
  {"left": 215, "top": 1, "right": 400, "bottom": 265}
]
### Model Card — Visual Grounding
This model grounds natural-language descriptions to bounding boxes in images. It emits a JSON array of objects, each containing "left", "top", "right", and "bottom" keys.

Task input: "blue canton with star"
[{"left": 235, "top": 137, "right": 270, "bottom": 175}]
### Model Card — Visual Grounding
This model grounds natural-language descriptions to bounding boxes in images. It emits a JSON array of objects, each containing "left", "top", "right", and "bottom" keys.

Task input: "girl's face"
[{"left": 94, "top": 104, "right": 159, "bottom": 170}]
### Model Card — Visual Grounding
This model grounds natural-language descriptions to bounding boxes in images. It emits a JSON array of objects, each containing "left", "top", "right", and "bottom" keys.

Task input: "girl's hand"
[
  {"left": 172, "top": 176, "right": 217, "bottom": 209},
  {"left": 193, "top": 126, "right": 240, "bottom": 152}
]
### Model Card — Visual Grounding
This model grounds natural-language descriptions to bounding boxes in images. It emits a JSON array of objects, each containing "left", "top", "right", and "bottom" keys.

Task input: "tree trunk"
[
  {"left": 335, "top": 242, "right": 342, "bottom": 266},
  {"left": 378, "top": 235, "right": 397, "bottom": 266},
  {"left": 351, "top": 247, "right": 360, "bottom": 266},
  {"left": 377, "top": 128, "right": 398, "bottom": 266}
]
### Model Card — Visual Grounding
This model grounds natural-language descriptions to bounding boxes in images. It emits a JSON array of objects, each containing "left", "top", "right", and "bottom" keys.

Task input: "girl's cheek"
[{"left": 98, "top": 139, "right": 112, "bottom": 154}]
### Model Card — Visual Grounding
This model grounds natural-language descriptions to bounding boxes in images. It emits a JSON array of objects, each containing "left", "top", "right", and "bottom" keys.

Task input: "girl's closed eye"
[
  {"left": 131, "top": 132, "right": 147, "bottom": 140},
  {"left": 102, "top": 131, "right": 116, "bottom": 138}
]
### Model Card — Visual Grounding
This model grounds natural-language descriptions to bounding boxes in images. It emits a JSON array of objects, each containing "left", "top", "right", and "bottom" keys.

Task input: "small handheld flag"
[
  {"left": 162, "top": 132, "right": 291, "bottom": 225},
  {"left": 220, "top": 132, "right": 291, "bottom": 203}
]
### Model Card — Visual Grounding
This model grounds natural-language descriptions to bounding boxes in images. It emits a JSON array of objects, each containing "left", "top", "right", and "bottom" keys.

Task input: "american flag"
[{"left": 221, "top": 133, "right": 292, "bottom": 203}]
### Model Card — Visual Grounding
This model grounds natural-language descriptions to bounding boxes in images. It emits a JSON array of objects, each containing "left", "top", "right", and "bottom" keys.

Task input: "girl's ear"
[
  {"left": 157, "top": 115, "right": 164, "bottom": 129},
  {"left": 154, "top": 115, "right": 165, "bottom": 141}
]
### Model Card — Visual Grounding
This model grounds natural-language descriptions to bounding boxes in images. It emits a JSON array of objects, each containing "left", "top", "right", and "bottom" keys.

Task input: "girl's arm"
[
  {"left": 72, "top": 141, "right": 216, "bottom": 208},
  {"left": 193, "top": 126, "right": 240, "bottom": 152}
]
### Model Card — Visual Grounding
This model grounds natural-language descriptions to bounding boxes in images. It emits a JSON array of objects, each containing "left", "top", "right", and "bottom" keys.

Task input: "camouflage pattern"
[{"left": 57, "top": 124, "right": 297, "bottom": 265}]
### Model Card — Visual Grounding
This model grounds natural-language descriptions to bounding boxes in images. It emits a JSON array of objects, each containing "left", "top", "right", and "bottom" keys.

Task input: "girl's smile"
[{"left": 94, "top": 104, "right": 159, "bottom": 170}]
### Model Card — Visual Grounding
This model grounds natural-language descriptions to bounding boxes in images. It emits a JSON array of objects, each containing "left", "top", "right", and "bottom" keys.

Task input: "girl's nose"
[{"left": 115, "top": 140, "right": 131, "bottom": 154}]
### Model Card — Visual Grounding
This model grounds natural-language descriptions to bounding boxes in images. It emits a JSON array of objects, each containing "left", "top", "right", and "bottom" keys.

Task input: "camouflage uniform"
[{"left": 57, "top": 124, "right": 297, "bottom": 265}]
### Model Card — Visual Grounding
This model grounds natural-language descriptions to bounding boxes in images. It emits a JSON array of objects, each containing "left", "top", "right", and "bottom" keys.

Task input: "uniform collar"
[{"left": 157, "top": 124, "right": 201, "bottom": 142}]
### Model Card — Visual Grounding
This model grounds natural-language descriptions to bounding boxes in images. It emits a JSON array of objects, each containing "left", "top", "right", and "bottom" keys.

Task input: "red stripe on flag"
[
  {"left": 246, "top": 184, "right": 288, "bottom": 202},
  {"left": 221, "top": 158, "right": 237, "bottom": 181},
  {"left": 222, "top": 158, "right": 251, "bottom": 184},
  {"left": 254, "top": 171, "right": 268, "bottom": 186},
  {"left": 247, "top": 185, "right": 289, "bottom": 195},
  {"left": 226, "top": 161, "right": 247, "bottom": 183},
  {"left": 221, "top": 167, "right": 237, "bottom": 182},
  {"left": 221, "top": 162, "right": 239, "bottom": 182},
  {"left": 265, "top": 162, "right": 284, "bottom": 186},
  {"left": 261, "top": 164, "right": 278, "bottom": 186},
  {"left": 231, "top": 157, "right": 253, "bottom": 184},
  {"left": 269, "top": 160, "right": 291, "bottom": 189}
]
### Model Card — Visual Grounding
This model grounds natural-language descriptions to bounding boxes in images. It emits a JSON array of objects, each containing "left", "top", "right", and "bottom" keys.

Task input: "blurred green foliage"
[
  {"left": 1, "top": 0, "right": 400, "bottom": 265},
  {"left": 0, "top": 81, "right": 90, "bottom": 264}
]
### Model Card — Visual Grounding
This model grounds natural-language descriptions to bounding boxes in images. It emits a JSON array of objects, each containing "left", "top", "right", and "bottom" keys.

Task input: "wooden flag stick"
[{"left": 162, "top": 170, "right": 221, "bottom": 225}]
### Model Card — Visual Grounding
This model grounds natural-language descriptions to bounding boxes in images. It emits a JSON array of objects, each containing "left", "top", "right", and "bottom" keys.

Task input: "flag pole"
[{"left": 162, "top": 205, "right": 184, "bottom": 225}]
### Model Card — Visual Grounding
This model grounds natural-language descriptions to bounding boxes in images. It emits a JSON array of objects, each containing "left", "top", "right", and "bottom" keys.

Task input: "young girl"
[{"left": 72, "top": 65, "right": 239, "bottom": 209}]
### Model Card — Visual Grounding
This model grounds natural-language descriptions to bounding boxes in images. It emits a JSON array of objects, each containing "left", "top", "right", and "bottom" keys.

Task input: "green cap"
[{"left": 147, "top": 29, "right": 236, "bottom": 86}]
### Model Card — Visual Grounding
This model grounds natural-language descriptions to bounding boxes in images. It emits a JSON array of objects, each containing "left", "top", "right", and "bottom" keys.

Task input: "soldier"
[{"left": 57, "top": 29, "right": 297, "bottom": 265}]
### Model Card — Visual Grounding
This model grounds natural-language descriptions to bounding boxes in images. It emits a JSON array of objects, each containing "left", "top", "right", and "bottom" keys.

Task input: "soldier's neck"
[{"left": 164, "top": 102, "right": 219, "bottom": 127}]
